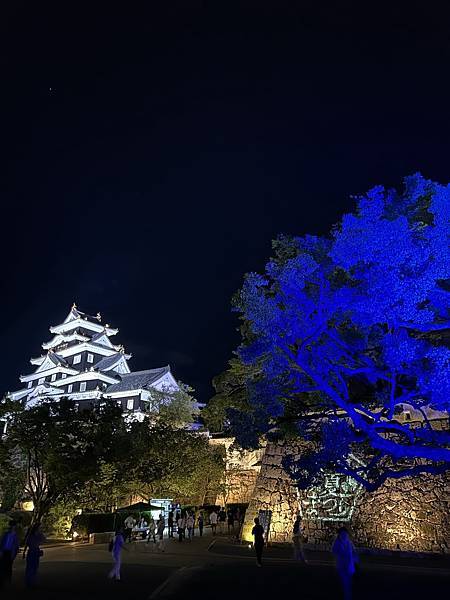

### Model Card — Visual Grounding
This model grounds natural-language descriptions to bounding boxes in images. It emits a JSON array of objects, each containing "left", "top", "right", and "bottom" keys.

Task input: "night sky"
[{"left": 2, "top": 3, "right": 450, "bottom": 401}]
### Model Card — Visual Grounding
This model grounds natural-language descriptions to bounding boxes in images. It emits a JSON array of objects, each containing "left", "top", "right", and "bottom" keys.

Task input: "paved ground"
[
  {"left": 1, "top": 531, "right": 449, "bottom": 600},
  {"left": 2, "top": 533, "right": 211, "bottom": 599},
  {"left": 156, "top": 560, "right": 450, "bottom": 600}
]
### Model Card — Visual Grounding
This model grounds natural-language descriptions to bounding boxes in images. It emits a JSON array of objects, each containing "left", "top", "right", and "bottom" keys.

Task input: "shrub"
[
  {"left": 43, "top": 503, "right": 79, "bottom": 539},
  {"left": 0, "top": 513, "right": 10, "bottom": 537},
  {"left": 71, "top": 513, "right": 118, "bottom": 539}
]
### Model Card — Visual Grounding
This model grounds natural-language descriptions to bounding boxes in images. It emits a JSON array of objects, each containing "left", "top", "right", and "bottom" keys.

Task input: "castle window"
[
  {"left": 28, "top": 381, "right": 32, "bottom": 388},
  {"left": 127, "top": 398, "right": 134, "bottom": 411},
  {"left": 68, "top": 384, "right": 73, "bottom": 393},
  {"left": 62, "top": 373, "right": 67, "bottom": 379},
  {"left": 80, "top": 382, "right": 87, "bottom": 392},
  {"left": 51, "top": 374, "right": 57, "bottom": 382},
  {"left": 38, "top": 378, "right": 44, "bottom": 385},
  {"left": 73, "top": 354, "right": 81, "bottom": 365},
  {"left": 87, "top": 353, "right": 94, "bottom": 363}
]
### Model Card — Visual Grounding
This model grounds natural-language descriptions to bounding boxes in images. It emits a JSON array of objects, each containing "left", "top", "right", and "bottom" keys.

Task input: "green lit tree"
[{"left": 0, "top": 398, "right": 128, "bottom": 525}]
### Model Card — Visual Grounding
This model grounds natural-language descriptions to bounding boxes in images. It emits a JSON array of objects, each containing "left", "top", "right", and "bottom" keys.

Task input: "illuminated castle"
[{"left": 9, "top": 304, "right": 181, "bottom": 417}]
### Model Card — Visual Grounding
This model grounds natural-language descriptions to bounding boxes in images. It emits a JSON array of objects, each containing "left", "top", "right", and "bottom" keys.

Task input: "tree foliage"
[
  {"left": 202, "top": 358, "right": 254, "bottom": 433},
  {"left": 0, "top": 398, "right": 128, "bottom": 525},
  {"left": 0, "top": 396, "right": 225, "bottom": 522},
  {"left": 229, "top": 174, "right": 450, "bottom": 490},
  {"left": 154, "top": 435, "right": 226, "bottom": 505},
  {"left": 146, "top": 383, "right": 199, "bottom": 427}
]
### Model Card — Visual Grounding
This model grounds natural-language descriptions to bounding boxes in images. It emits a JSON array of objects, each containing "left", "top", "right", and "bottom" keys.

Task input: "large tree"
[
  {"left": 0, "top": 398, "right": 130, "bottom": 525},
  {"left": 0, "top": 398, "right": 226, "bottom": 520},
  {"left": 202, "top": 357, "right": 253, "bottom": 434},
  {"left": 145, "top": 383, "right": 199, "bottom": 428},
  {"left": 123, "top": 422, "right": 224, "bottom": 504},
  {"left": 228, "top": 174, "right": 450, "bottom": 490}
]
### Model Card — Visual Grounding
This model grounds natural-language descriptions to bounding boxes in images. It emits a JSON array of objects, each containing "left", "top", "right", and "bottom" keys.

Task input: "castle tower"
[{"left": 9, "top": 304, "right": 179, "bottom": 416}]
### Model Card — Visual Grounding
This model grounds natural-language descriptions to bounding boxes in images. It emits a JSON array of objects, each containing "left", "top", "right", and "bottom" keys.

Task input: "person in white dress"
[
  {"left": 209, "top": 510, "right": 218, "bottom": 535},
  {"left": 108, "top": 530, "right": 126, "bottom": 581}
]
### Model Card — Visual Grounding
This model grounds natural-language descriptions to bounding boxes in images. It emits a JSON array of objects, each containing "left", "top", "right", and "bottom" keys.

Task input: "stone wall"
[
  {"left": 242, "top": 441, "right": 450, "bottom": 554},
  {"left": 350, "top": 474, "right": 450, "bottom": 553},
  {"left": 241, "top": 442, "right": 300, "bottom": 543},
  {"left": 223, "top": 468, "right": 260, "bottom": 504},
  {"left": 210, "top": 437, "right": 264, "bottom": 506}
]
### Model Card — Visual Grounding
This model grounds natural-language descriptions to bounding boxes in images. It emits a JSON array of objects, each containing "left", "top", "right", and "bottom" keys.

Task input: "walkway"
[{"left": 1, "top": 530, "right": 448, "bottom": 600}]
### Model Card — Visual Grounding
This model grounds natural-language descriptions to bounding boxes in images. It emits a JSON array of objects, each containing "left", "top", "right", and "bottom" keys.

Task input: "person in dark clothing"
[
  {"left": 332, "top": 527, "right": 358, "bottom": 600},
  {"left": 251, "top": 517, "right": 265, "bottom": 567},
  {"left": 218, "top": 508, "right": 227, "bottom": 534},
  {"left": 227, "top": 510, "right": 234, "bottom": 534},
  {"left": 0, "top": 522, "right": 19, "bottom": 585},
  {"left": 292, "top": 514, "right": 308, "bottom": 564},
  {"left": 198, "top": 513, "right": 204, "bottom": 537},
  {"left": 0, "top": 520, "right": 20, "bottom": 587},
  {"left": 233, "top": 509, "right": 241, "bottom": 540},
  {"left": 168, "top": 511, "right": 174, "bottom": 538},
  {"left": 23, "top": 523, "right": 46, "bottom": 588}
]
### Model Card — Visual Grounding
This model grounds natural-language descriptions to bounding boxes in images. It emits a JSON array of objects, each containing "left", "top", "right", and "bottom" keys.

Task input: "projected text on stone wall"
[{"left": 299, "top": 472, "right": 364, "bottom": 522}]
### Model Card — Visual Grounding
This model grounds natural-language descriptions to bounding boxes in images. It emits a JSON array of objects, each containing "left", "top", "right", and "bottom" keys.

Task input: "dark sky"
[{"left": 2, "top": 2, "right": 450, "bottom": 401}]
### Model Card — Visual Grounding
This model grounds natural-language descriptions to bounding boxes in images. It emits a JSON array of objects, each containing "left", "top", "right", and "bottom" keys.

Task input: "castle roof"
[
  {"left": 106, "top": 366, "right": 170, "bottom": 393},
  {"left": 48, "top": 352, "right": 69, "bottom": 368},
  {"left": 95, "top": 353, "right": 126, "bottom": 372},
  {"left": 49, "top": 305, "right": 118, "bottom": 337},
  {"left": 91, "top": 332, "right": 109, "bottom": 343},
  {"left": 66, "top": 304, "right": 102, "bottom": 324}
]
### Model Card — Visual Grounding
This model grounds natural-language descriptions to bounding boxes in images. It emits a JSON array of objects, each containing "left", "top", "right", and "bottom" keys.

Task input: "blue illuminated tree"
[{"left": 233, "top": 174, "right": 450, "bottom": 490}]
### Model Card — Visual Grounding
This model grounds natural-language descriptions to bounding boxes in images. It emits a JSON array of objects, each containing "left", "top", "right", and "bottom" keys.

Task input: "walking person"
[
  {"left": 124, "top": 514, "right": 135, "bottom": 543},
  {"left": 198, "top": 512, "right": 204, "bottom": 537},
  {"left": 234, "top": 510, "right": 242, "bottom": 541},
  {"left": 138, "top": 516, "right": 147, "bottom": 529},
  {"left": 292, "top": 514, "right": 308, "bottom": 564},
  {"left": 186, "top": 513, "right": 194, "bottom": 541},
  {"left": 191, "top": 511, "right": 196, "bottom": 537},
  {"left": 177, "top": 514, "right": 185, "bottom": 542},
  {"left": 168, "top": 510, "right": 174, "bottom": 538},
  {"left": 209, "top": 510, "right": 218, "bottom": 536},
  {"left": 146, "top": 517, "right": 156, "bottom": 544},
  {"left": 227, "top": 509, "right": 234, "bottom": 535},
  {"left": 218, "top": 508, "right": 227, "bottom": 534},
  {"left": 0, "top": 520, "right": 20, "bottom": 587},
  {"left": 252, "top": 517, "right": 265, "bottom": 567},
  {"left": 23, "top": 523, "right": 45, "bottom": 588},
  {"left": 332, "top": 527, "right": 358, "bottom": 600},
  {"left": 108, "top": 529, "right": 126, "bottom": 581},
  {"left": 156, "top": 515, "right": 165, "bottom": 552}
]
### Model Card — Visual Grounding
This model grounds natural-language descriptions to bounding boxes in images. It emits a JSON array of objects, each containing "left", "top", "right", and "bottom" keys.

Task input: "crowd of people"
[
  {"left": 107, "top": 506, "right": 244, "bottom": 581},
  {"left": 121, "top": 507, "right": 244, "bottom": 546},
  {"left": 1, "top": 509, "right": 359, "bottom": 598}
]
